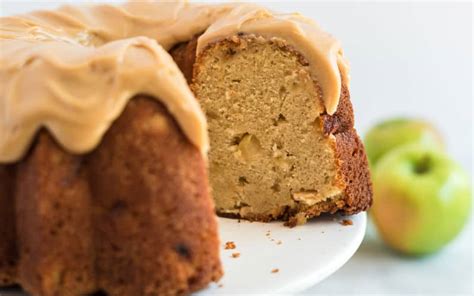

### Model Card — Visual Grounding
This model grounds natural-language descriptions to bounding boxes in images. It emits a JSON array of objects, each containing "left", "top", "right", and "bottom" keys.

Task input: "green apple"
[
  {"left": 372, "top": 144, "right": 472, "bottom": 256},
  {"left": 364, "top": 118, "right": 444, "bottom": 166}
]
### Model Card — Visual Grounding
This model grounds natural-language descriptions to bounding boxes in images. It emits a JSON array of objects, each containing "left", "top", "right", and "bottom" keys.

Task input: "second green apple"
[
  {"left": 364, "top": 118, "right": 444, "bottom": 166},
  {"left": 371, "top": 144, "right": 472, "bottom": 255}
]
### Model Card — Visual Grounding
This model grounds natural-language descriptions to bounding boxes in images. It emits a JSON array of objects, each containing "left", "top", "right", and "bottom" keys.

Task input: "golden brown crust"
[
  {"left": 0, "top": 165, "right": 16, "bottom": 286},
  {"left": 321, "top": 87, "right": 373, "bottom": 214},
  {"left": 15, "top": 131, "right": 96, "bottom": 296},
  {"left": 321, "top": 86, "right": 354, "bottom": 135},
  {"left": 88, "top": 97, "right": 222, "bottom": 296},
  {"left": 170, "top": 37, "right": 199, "bottom": 84},
  {"left": 0, "top": 97, "right": 222, "bottom": 296},
  {"left": 170, "top": 35, "right": 372, "bottom": 223}
]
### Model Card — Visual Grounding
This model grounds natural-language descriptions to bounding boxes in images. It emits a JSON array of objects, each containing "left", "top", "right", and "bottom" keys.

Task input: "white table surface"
[{"left": 1, "top": 1, "right": 472, "bottom": 295}]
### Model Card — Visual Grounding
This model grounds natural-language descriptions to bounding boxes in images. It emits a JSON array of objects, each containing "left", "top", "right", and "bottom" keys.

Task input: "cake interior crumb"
[{"left": 195, "top": 37, "right": 345, "bottom": 224}]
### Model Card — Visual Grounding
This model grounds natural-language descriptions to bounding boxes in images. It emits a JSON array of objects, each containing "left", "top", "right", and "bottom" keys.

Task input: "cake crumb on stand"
[
  {"left": 340, "top": 219, "right": 353, "bottom": 226},
  {"left": 224, "top": 241, "right": 236, "bottom": 249}
]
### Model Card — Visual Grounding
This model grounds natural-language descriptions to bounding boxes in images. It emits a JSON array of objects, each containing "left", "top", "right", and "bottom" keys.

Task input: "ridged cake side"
[
  {"left": 0, "top": 165, "right": 16, "bottom": 286},
  {"left": 0, "top": 97, "right": 222, "bottom": 296}
]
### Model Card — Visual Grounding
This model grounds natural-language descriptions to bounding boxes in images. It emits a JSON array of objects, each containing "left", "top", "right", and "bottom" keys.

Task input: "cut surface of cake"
[
  {"left": 197, "top": 37, "right": 368, "bottom": 225},
  {"left": 169, "top": 5, "right": 373, "bottom": 226}
]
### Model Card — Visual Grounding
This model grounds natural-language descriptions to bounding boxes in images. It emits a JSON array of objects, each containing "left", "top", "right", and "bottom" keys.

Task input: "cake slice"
[{"left": 170, "top": 12, "right": 372, "bottom": 226}]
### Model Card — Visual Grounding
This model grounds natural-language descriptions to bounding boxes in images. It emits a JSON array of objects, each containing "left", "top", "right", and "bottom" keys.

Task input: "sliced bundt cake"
[{"left": 0, "top": 2, "right": 372, "bottom": 295}]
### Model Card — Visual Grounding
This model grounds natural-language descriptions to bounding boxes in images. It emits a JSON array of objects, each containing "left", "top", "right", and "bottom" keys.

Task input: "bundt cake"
[{"left": 0, "top": 2, "right": 372, "bottom": 295}]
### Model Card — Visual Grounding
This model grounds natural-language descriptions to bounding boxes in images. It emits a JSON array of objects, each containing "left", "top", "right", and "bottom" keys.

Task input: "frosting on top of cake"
[
  {"left": 0, "top": 2, "right": 349, "bottom": 163},
  {"left": 197, "top": 4, "right": 349, "bottom": 114}
]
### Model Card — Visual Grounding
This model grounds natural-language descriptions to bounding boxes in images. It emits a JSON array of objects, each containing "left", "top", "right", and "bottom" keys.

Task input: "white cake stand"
[{"left": 199, "top": 213, "right": 367, "bottom": 295}]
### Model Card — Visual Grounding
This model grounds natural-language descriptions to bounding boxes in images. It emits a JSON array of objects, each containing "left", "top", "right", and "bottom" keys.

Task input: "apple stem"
[{"left": 414, "top": 155, "right": 431, "bottom": 174}]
